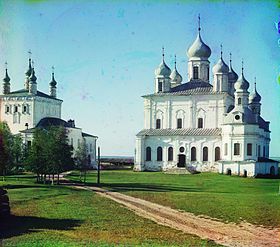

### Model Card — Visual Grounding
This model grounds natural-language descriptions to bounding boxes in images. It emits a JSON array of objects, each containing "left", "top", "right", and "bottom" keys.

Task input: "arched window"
[
  {"left": 191, "top": 147, "right": 196, "bottom": 161},
  {"left": 146, "top": 147, "right": 151, "bottom": 161},
  {"left": 177, "top": 118, "right": 182, "bottom": 129},
  {"left": 156, "top": 119, "right": 161, "bottom": 129},
  {"left": 157, "top": 147, "right": 162, "bottom": 161},
  {"left": 234, "top": 143, "right": 240, "bottom": 155},
  {"left": 168, "top": 147, "right": 173, "bottom": 161},
  {"left": 193, "top": 67, "right": 199, "bottom": 79},
  {"left": 247, "top": 143, "right": 252, "bottom": 156},
  {"left": 238, "top": 98, "right": 241, "bottom": 105},
  {"left": 215, "top": 147, "right": 220, "bottom": 161},
  {"left": 158, "top": 81, "right": 163, "bottom": 92},
  {"left": 198, "top": 118, "right": 203, "bottom": 128},
  {"left": 203, "top": 147, "right": 208, "bottom": 161}
]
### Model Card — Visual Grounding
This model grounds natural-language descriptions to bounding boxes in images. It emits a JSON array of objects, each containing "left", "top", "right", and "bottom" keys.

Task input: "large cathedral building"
[
  {"left": 134, "top": 18, "right": 278, "bottom": 177},
  {"left": 0, "top": 57, "right": 97, "bottom": 167}
]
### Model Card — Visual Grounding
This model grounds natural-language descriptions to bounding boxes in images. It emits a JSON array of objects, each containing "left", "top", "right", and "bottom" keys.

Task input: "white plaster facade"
[
  {"left": 135, "top": 22, "right": 278, "bottom": 177},
  {"left": 0, "top": 59, "right": 97, "bottom": 167}
]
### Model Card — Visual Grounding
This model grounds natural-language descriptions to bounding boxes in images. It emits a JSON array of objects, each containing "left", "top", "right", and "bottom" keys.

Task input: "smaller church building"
[{"left": 0, "top": 57, "right": 97, "bottom": 167}]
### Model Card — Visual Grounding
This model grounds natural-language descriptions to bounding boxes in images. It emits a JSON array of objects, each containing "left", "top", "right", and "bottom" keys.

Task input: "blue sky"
[{"left": 0, "top": 0, "right": 279, "bottom": 156}]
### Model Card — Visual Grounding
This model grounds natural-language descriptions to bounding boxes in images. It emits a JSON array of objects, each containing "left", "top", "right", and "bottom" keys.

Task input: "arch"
[
  {"left": 215, "top": 147, "right": 220, "bottom": 161},
  {"left": 198, "top": 118, "right": 203, "bottom": 128},
  {"left": 193, "top": 66, "right": 199, "bottom": 79},
  {"left": 177, "top": 154, "right": 186, "bottom": 167},
  {"left": 202, "top": 147, "right": 208, "bottom": 161},
  {"left": 270, "top": 166, "right": 275, "bottom": 176},
  {"left": 243, "top": 170, "right": 247, "bottom": 178},
  {"left": 157, "top": 147, "right": 163, "bottom": 161},
  {"left": 227, "top": 169, "right": 232, "bottom": 176},
  {"left": 146, "top": 147, "right": 151, "bottom": 161},
  {"left": 168, "top": 147, "right": 173, "bottom": 161},
  {"left": 191, "top": 147, "right": 196, "bottom": 161},
  {"left": 238, "top": 98, "right": 241, "bottom": 105}
]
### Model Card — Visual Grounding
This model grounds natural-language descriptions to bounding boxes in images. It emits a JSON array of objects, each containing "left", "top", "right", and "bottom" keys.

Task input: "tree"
[
  {"left": 0, "top": 122, "right": 23, "bottom": 181},
  {"left": 25, "top": 126, "right": 74, "bottom": 184},
  {"left": 74, "top": 139, "right": 89, "bottom": 183}
]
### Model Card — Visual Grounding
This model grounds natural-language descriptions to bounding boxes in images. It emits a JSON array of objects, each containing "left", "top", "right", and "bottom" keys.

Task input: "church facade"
[
  {"left": 134, "top": 19, "right": 278, "bottom": 177},
  {"left": 0, "top": 58, "right": 97, "bottom": 167}
]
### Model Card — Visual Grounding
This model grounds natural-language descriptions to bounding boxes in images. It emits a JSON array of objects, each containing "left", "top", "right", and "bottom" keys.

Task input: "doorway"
[{"left": 177, "top": 154, "right": 186, "bottom": 168}]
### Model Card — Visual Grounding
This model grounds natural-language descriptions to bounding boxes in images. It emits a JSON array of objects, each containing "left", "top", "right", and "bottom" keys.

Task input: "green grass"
[
  {"left": 68, "top": 170, "right": 280, "bottom": 227},
  {"left": 0, "top": 175, "right": 219, "bottom": 247}
]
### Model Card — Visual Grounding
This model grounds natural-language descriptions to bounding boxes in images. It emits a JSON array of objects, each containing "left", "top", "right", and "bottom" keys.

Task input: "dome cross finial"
[
  {"left": 4, "top": 61, "right": 8, "bottom": 70},
  {"left": 52, "top": 66, "right": 55, "bottom": 79},
  {"left": 220, "top": 44, "right": 223, "bottom": 58},
  {"left": 174, "top": 54, "right": 177, "bottom": 69},
  {"left": 28, "top": 49, "right": 32, "bottom": 59},
  {"left": 241, "top": 59, "right": 244, "bottom": 75},
  {"left": 198, "top": 14, "right": 201, "bottom": 32},
  {"left": 254, "top": 76, "right": 257, "bottom": 91},
  {"left": 162, "top": 46, "right": 165, "bottom": 61},
  {"left": 229, "top": 52, "right": 232, "bottom": 66}
]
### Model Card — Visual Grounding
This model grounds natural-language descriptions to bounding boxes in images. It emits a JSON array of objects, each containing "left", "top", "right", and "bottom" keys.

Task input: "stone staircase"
[
  {"left": 164, "top": 167, "right": 192, "bottom": 175},
  {"left": 0, "top": 187, "right": 10, "bottom": 217}
]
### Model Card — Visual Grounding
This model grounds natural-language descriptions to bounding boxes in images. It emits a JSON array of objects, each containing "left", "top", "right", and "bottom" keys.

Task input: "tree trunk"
[
  {"left": 52, "top": 174, "right": 54, "bottom": 185},
  {"left": 57, "top": 172, "right": 60, "bottom": 185}
]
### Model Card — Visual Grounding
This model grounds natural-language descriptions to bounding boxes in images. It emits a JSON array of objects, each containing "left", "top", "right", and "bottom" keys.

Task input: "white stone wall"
[
  {"left": 135, "top": 134, "right": 222, "bottom": 172},
  {"left": 144, "top": 93, "right": 234, "bottom": 130},
  {"left": 0, "top": 96, "right": 62, "bottom": 134},
  {"left": 83, "top": 136, "right": 97, "bottom": 166}
]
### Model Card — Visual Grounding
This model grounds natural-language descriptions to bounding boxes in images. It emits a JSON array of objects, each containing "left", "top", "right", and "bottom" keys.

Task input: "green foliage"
[
  {"left": 26, "top": 126, "right": 74, "bottom": 183},
  {"left": 0, "top": 122, "right": 24, "bottom": 179}
]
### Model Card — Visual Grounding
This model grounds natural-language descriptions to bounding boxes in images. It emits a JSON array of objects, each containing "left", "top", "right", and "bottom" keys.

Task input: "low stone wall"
[{"left": 0, "top": 187, "right": 10, "bottom": 217}]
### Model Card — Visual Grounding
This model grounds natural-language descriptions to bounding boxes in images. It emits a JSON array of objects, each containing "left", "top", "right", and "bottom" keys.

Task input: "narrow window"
[
  {"left": 168, "top": 147, "right": 173, "bottom": 161},
  {"left": 5, "top": 106, "right": 10, "bottom": 113},
  {"left": 191, "top": 147, "right": 196, "bottom": 161},
  {"left": 14, "top": 106, "right": 18, "bottom": 113},
  {"left": 90, "top": 143, "right": 93, "bottom": 152},
  {"left": 215, "top": 147, "right": 220, "bottom": 161},
  {"left": 193, "top": 67, "right": 199, "bottom": 79},
  {"left": 267, "top": 146, "right": 269, "bottom": 158},
  {"left": 247, "top": 143, "right": 252, "bottom": 156},
  {"left": 156, "top": 119, "right": 161, "bottom": 129},
  {"left": 157, "top": 147, "right": 162, "bottom": 161},
  {"left": 263, "top": 146, "right": 265, "bottom": 158},
  {"left": 23, "top": 105, "right": 27, "bottom": 113},
  {"left": 234, "top": 143, "right": 240, "bottom": 155},
  {"left": 258, "top": 145, "right": 260, "bottom": 157},
  {"left": 177, "top": 118, "right": 182, "bottom": 129},
  {"left": 146, "top": 147, "right": 151, "bottom": 161},
  {"left": 198, "top": 118, "right": 203, "bottom": 128},
  {"left": 207, "top": 67, "right": 209, "bottom": 80},
  {"left": 238, "top": 98, "right": 242, "bottom": 105},
  {"left": 224, "top": 143, "right": 228, "bottom": 156},
  {"left": 203, "top": 147, "right": 208, "bottom": 161},
  {"left": 158, "top": 81, "right": 163, "bottom": 92}
]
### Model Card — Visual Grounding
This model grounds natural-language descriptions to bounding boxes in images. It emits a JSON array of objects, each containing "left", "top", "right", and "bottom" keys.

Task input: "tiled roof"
[
  {"left": 143, "top": 80, "right": 227, "bottom": 97},
  {"left": 0, "top": 89, "right": 62, "bottom": 101},
  {"left": 137, "top": 128, "right": 222, "bottom": 137}
]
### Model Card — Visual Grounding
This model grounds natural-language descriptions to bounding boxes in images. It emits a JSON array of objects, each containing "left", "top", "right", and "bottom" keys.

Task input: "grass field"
[
  {"left": 0, "top": 174, "right": 219, "bottom": 247},
  {"left": 68, "top": 170, "right": 280, "bottom": 227}
]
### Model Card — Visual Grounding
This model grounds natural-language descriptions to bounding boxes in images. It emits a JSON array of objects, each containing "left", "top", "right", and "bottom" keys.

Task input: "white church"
[
  {"left": 0, "top": 57, "right": 97, "bottom": 167},
  {"left": 134, "top": 17, "right": 278, "bottom": 177}
]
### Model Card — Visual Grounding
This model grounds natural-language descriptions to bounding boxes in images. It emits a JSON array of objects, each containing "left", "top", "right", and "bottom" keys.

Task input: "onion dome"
[
  {"left": 249, "top": 79, "right": 261, "bottom": 103},
  {"left": 170, "top": 55, "right": 182, "bottom": 83},
  {"left": 228, "top": 54, "right": 238, "bottom": 82},
  {"left": 25, "top": 58, "right": 32, "bottom": 77},
  {"left": 3, "top": 68, "right": 10, "bottom": 84},
  {"left": 187, "top": 15, "right": 211, "bottom": 59},
  {"left": 187, "top": 32, "right": 211, "bottom": 59},
  {"left": 212, "top": 45, "right": 229, "bottom": 74},
  {"left": 29, "top": 67, "right": 37, "bottom": 82},
  {"left": 234, "top": 62, "right": 249, "bottom": 91},
  {"left": 155, "top": 47, "right": 171, "bottom": 77},
  {"left": 49, "top": 67, "right": 57, "bottom": 87}
]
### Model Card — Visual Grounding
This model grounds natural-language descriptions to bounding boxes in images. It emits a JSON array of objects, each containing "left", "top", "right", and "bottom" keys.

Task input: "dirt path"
[{"left": 74, "top": 185, "right": 279, "bottom": 247}]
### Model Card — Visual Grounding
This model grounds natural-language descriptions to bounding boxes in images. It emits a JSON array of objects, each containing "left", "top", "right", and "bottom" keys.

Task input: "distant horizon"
[{"left": 0, "top": 1, "right": 279, "bottom": 156}]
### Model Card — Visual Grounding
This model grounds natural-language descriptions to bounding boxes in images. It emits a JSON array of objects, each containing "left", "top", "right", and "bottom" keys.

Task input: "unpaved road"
[{"left": 74, "top": 185, "right": 279, "bottom": 247}]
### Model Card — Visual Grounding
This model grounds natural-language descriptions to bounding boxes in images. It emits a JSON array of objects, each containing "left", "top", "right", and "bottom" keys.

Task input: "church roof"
[
  {"left": 137, "top": 128, "right": 222, "bottom": 137},
  {"left": 143, "top": 79, "right": 226, "bottom": 97},
  {"left": 0, "top": 89, "right": 62, "bottom": 101},
  {"left": 82, "top": 132, "right": 98, "bottom": 138}
]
